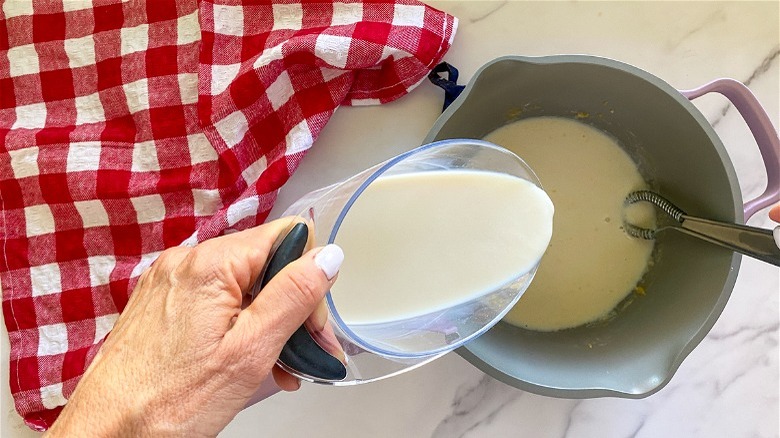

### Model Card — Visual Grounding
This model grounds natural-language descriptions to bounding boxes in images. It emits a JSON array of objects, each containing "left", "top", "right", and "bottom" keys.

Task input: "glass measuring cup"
[{"left": 269, "top": 139, "right": 548, "bottom": 385}]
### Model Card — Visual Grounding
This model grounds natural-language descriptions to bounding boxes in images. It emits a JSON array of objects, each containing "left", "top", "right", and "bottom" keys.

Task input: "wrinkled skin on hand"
[{"left": 46, "top": 219, "right": 342, "bottom": 437}]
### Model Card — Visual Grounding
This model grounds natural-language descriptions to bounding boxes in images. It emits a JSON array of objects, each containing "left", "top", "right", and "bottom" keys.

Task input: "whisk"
[{"left": 624, "top": 190, "right": 780, "bottom": 267}]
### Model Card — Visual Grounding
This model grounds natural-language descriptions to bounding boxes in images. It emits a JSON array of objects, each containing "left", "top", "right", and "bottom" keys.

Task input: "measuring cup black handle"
[{"left": 255, "top": 222, "right": 347, "bottom": 381}]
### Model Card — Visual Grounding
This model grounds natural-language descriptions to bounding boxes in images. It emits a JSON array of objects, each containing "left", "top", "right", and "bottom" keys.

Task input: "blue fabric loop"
[{"left": 427, "top": 62, "right": 466, "bottom": 112}]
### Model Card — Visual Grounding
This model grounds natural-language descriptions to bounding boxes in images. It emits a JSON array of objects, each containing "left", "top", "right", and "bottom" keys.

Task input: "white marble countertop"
[{"left": 3, "top": 1, "right": 778, "bottom": 437}]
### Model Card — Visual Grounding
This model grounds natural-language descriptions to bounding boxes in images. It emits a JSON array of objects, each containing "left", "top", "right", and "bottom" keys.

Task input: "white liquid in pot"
[
  {"left": 484, "top": 117, "right": 655, "bottom": 331},
  {"left": 330, "top": 170, "right": 554, "bottom": 325}
]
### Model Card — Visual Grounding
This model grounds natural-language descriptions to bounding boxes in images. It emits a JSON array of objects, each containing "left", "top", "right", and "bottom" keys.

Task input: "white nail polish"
[{"left": 315, "top": 244, "right": 344, "bottom": 280}]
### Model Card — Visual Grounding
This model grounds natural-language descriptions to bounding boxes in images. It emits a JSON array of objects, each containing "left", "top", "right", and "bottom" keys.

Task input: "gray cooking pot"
[{"left": 423, "top": 55, "right": 779, "bottom": 398}]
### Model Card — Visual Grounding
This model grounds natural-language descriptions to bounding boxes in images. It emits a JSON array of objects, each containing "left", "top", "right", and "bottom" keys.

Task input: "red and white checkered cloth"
[{"left": 0, "top": 0, "right": 456, "bottom": 430}]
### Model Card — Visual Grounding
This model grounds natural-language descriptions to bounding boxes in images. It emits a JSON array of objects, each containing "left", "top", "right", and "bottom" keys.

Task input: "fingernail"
[{"left": 314, "top": 244, "right": 344, "bottom": 280}]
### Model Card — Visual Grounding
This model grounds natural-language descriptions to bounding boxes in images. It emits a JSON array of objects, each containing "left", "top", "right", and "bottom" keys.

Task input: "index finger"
[
  {"left": 195, "top": 216, "right": 302, "bottom": 293},
  {"left": 770, "top": 204, "right": 780, "bottom": 223}
]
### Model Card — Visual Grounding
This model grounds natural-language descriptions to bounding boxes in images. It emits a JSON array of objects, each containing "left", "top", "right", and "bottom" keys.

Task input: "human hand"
[{"left": 45, "top": 218, "right": 344, "bottom": 437}]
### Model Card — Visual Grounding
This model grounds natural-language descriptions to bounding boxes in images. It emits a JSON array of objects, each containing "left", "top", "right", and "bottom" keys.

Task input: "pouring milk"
[{"left": 329, "top": 169, "right": 554, "bottom": 325}]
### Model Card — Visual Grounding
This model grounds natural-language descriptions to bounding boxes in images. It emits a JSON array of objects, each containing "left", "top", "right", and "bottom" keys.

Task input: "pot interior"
[{"left": 426, "top": 56, "right": 742, "bottom": 397}]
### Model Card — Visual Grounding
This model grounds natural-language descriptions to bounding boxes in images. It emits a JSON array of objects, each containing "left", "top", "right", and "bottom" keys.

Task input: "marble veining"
[
  {"left": 744, "top": 46, "right": 779, "bottom": 87},
  {"left": 467, "top": 2, "right": 508, "bottom": 24},
  {"left": 667, "top": 9, "right": 727, "bottom": 52},
  {"left": 432, "top": 375, "right": 523, "bottom": 438},
  {"left": 3, "top": 2, "right": 778, "bottom": 437},
  {"left": 710, "top": 45, "right": 779, "bottom": 128}
]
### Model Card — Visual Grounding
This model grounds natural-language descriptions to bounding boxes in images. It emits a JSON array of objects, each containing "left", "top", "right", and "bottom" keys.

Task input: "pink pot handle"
[{"left": 680, "top": 79, "right": 780, "bottom": 221}]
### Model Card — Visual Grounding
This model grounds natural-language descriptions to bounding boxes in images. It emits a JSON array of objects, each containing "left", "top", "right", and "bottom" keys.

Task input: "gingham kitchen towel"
[{"left": 0, "top": 0, "right": 456, "bottom": 429}]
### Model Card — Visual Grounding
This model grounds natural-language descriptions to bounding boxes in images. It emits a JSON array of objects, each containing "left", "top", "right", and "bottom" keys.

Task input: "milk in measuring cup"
[{"left": 329, "top": 170, "right": 554, "bottom": 325}]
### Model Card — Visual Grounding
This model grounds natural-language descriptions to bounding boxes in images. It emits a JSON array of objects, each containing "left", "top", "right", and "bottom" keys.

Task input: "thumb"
[
  {"left": 770, "top": 204, "right": 780, "bottom": 223},
  {"left": 232, "top": 244, "right": 344, "bottom": 352}
]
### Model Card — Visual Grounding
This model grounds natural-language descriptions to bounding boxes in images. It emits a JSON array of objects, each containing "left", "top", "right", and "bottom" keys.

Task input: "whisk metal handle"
[{"left": 678, "top": 215, "right": 780, "bottom": 267}]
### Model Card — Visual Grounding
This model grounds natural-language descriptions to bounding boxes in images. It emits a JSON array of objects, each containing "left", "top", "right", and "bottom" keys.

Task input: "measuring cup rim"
[{"left": 323, "top": 138, "right": 543, "bottom": 358}]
